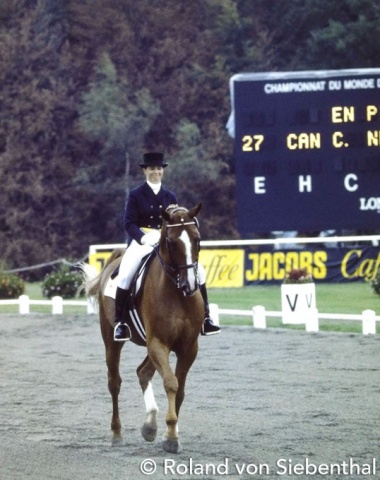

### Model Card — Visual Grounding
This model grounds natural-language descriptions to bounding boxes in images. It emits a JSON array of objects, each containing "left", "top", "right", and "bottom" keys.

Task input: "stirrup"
[{"left": 114, "top": 322, "right": 132, "bottom": 342}]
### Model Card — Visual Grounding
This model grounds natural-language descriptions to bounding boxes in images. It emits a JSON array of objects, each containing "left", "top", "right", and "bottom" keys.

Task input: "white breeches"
[{"left": 117, "top": 239, "right": 206, "bottom": 290}]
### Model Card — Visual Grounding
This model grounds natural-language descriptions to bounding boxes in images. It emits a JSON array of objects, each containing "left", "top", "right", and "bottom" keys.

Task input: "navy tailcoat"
[{"left": 124, "top": 182, "right": 178, "bottom": 244}]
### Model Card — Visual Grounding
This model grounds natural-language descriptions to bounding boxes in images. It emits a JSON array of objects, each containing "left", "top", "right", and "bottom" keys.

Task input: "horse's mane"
[{"left": 165, "top": 204, "right": 188, "bottom": 215}]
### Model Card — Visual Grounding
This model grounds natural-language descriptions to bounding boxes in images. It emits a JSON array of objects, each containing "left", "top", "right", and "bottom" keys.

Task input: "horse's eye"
[{"left": 166, "top": 238, "right": 177, "bottom": 250}]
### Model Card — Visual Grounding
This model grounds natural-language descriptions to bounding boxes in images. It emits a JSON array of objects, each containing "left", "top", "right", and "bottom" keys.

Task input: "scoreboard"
[{"left": 227, "top": 69, "right": 380, "bottom": 234}]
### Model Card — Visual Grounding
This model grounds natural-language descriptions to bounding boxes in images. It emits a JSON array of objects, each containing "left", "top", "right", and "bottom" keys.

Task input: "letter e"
[{"left": 254, "top": 176, "right": 266, "bottom": 194}]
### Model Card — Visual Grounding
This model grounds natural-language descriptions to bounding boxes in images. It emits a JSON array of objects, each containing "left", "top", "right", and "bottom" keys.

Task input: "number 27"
[{"left": 242, "top": 134, "right": 264, "bottom": 152}]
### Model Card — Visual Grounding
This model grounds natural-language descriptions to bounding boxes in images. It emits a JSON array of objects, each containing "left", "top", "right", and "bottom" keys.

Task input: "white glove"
[{"left": 141, "top": 230, "right": 160, "bottom": 246}]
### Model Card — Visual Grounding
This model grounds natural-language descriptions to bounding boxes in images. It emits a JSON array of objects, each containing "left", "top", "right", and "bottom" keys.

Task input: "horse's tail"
[
  {"left": 78, "top": 262, "right": 100, "bottom": 299},
  {"left": 79, "top": 248, "right": 125, "bottom": 303}
]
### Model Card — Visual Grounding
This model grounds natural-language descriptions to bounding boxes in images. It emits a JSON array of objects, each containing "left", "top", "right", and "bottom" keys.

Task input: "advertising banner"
[
  {"left": 244, "top": 246, "right": 380, "bottom": 285},
  {"left": 89, "top": 244, "right": 380, "bottom": 287},
  {"left": 199, "top": 249, "right": 245, "bottom": 287}
]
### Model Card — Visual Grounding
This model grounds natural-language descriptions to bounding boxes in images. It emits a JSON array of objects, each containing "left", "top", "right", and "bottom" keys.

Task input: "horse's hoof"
[
  {"left": 162, "top": 438, "right": 183, "bottom": 454},
  {"left": 111, "top": 433, "right": 123, "bottom": 446},
  {"left": 141, "top": 423, "right": 157, "bottom": 442}
]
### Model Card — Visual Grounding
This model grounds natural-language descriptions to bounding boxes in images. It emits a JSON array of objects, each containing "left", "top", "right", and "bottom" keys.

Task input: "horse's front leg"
[
  {"left": 137, "top": 355, "right": 159, "bottom": 442},
  {"left": 148, "top": 339, "right": 182, "bottom": 453},
  {"left": 174, "top": 340, "right": 199, "bottom": 416}
]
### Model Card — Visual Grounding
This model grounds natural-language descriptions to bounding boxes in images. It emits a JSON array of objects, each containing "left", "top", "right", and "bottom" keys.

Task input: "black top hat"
[{"left": 139, "top": 152, "right": 168, "bottom": 168}]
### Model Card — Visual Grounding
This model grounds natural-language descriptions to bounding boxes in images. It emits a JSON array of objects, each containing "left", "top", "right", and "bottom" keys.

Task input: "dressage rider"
[{"left": 114, "top": 152, "right": 221, "bottom": 341}]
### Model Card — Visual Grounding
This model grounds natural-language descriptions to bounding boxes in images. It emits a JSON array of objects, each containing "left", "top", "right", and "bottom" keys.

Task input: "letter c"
[
  {"left": 344, "top": 173, "right": 358, "bottom": 192},
  {"left": 332, "top": 131, "right": 344, "bottom": 148}
]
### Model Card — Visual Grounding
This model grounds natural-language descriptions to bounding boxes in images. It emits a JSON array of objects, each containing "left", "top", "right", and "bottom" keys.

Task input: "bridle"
[{"left": 154, "top": 208, "right": 200, "bottom": 290}]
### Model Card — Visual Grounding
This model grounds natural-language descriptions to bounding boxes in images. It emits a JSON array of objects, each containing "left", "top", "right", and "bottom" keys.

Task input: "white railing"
[
  {"left": 0, "top": 295, "right": 97, "bottom": 315},
  {"left": 209, "top": 304, "right": 379, "bottom": 335},
  {"left": 1, "top": 297, "right": 378, "bottom": 335}
]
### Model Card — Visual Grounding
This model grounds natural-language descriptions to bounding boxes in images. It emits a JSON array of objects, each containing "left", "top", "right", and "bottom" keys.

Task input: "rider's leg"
[
  {"left": 114, "top": 286, "right": 132, "bottom": 341},
  {"left": 198, "top": 264, "right": 221, "bottom": 336},
  {"left": 114, "top": 241, "right": 153, "bottom": 342}
]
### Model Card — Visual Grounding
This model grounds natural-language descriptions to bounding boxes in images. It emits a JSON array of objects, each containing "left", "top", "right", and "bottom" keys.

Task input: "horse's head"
[{"left": 161, "top": 203, "right": 202, "bottom": 296}]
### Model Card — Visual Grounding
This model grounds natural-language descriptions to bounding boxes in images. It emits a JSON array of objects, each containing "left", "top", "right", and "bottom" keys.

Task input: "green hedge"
[
  {"left": 0, "top": 271, "right": 25, "bottom": 299},
  {"left": 42, "top": 266, "right": 85, "bottom": 299}
]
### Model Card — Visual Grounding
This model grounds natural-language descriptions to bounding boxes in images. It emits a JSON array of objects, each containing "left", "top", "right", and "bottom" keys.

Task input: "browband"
[{"left": 166, "top": 221, "right": 197, "bottom": 228}]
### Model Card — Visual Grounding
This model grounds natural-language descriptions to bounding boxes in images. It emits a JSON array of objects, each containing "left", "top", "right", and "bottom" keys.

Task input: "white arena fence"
[
  {"left": 0, "top": 296, "right": 378, "bottom": 336},
  {"left": 0, "top": 295, "right": 97, "bottom": 315},
  {"left": 209, "top": 304, "right": 380, "bottom": 336}
]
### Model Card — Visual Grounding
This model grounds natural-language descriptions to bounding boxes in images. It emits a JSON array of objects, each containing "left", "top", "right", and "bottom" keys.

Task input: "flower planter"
[{"left": 281, "top": 283, "right": 316, "bottom": 324}]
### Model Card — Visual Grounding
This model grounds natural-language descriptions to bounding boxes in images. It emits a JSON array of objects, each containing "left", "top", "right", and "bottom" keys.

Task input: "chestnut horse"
[{"left": 82, "top": 203, "right": 204, "bottom": 453}]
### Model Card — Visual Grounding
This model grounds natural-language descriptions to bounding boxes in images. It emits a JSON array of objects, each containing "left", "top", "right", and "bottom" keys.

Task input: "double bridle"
[{"left": 154, "top": 209, "right": 200, "bottom": 290}]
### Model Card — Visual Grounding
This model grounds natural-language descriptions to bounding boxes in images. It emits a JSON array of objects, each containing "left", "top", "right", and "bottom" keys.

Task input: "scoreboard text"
[{"left": 228, "top": 69, "right": 380, "bottom": 234}]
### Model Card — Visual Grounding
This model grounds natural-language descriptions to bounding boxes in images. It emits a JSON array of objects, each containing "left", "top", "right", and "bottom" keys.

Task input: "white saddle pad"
[{"left": 104, "top": 276, "right": 118, "bottom": 299}]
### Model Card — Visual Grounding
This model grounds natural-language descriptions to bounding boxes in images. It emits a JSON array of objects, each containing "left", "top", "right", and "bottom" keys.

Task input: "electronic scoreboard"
[{"left": 227, "top": 69, "right": 380, "bottom": 234}]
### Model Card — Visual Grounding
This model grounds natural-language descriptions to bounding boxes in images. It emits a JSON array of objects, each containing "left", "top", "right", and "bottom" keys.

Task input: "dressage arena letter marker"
[
  {"left": 281, "top": 283, "right": 316, "bottom": 325},
  {"left": 286, "top": 293, "right": 299, "bottom": 312},
  {"left": 285, "top": 292, "right": 314, "bottom": 311}
]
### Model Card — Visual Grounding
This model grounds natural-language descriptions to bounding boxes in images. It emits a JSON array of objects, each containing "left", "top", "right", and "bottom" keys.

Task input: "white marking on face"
[{"left": 179, "top": 230, "right": 196, "bottom": 290}]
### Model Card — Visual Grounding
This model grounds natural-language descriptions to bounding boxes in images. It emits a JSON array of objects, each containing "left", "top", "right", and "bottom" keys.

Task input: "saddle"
[{"left": 133, "top": 253, "right": 156, "bottom": 304}]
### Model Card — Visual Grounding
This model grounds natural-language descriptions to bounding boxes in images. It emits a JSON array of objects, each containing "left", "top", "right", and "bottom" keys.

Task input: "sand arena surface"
[{"left": 0, "top": 314, "right": 379, "bottom": 479}]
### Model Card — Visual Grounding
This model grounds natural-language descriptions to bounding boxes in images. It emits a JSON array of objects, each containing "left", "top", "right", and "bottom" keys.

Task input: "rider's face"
[{"left": 144, "top": 166, "right": 164, "bottom": 184}]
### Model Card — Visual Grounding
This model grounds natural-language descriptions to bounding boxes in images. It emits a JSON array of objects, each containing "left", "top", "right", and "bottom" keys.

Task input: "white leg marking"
[
  {"left": 142, "top": 381, "right": 158, "bottom": 441},
  {"left": 179, "top": 230, "right": 196, "bottom": 291},
  {"left": 144, "top": 381, "right": 159, "bottom": 414}
]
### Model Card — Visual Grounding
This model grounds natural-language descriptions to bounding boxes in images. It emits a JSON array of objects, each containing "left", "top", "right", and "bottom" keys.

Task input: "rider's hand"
[{"left": 141, "top": 230, "right": 160, "bottom": 246}]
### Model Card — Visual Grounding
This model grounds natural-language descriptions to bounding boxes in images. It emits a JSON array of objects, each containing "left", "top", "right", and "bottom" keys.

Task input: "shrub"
[
  {"left": 371, "top": 269, "right": 380, "bottom": 296},
  {"left": 42, "top": 266, "right": 85, "bottom": 299},
  {"left": 0, "top": 271, "right": 25, "bottom": 299}
]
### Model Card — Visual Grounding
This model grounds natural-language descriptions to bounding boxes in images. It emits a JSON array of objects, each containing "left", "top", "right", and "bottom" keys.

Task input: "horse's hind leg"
[
  {"left": 101, "top": 314, "right": 124, "bottom": 445},
  {"left": 106, "top": 343, "right": 124, "bottom": 444},
  {"left": 137, "top": 356, "right": 158, "bottom": 442}
]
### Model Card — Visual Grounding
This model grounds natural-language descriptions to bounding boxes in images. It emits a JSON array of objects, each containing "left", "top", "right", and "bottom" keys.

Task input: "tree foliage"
[{"left": 1, "top": 0, "right": 379, "bottom": 270}]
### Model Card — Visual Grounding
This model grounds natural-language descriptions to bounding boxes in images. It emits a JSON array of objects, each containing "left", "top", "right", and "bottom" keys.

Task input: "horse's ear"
[
  {"left": 162, "top": 209, "right": 171, "bottom": 222},
  {"left": 189, "top": 202, "right": 202, "bottom": 218}
]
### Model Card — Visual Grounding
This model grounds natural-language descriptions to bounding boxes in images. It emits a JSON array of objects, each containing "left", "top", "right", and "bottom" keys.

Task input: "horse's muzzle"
[
  {"left": 178, "top": 271, "right": 199, "bottom": 296},
  {"left": 181, "top": 283, "right": 198, "bottom": 296}
]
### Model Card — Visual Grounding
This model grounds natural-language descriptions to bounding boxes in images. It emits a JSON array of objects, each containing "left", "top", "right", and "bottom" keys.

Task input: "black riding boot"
[
  {"left": 200, "top": 284, "right": 221, "bottom": 336},
  {"left": 114, "top": 287, "right": 132, "bottom": 342}
]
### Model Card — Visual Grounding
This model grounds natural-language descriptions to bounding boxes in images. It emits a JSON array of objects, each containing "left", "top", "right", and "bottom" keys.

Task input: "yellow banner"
[
  {"left": 199, "top": 249, "right": 245, "bottom": 288},
  {"left": 89, "top": 247, "right": 245, "bottom": 287},
  {"left": 89, "top": 251, "right": 114, "bottom": 273}
]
